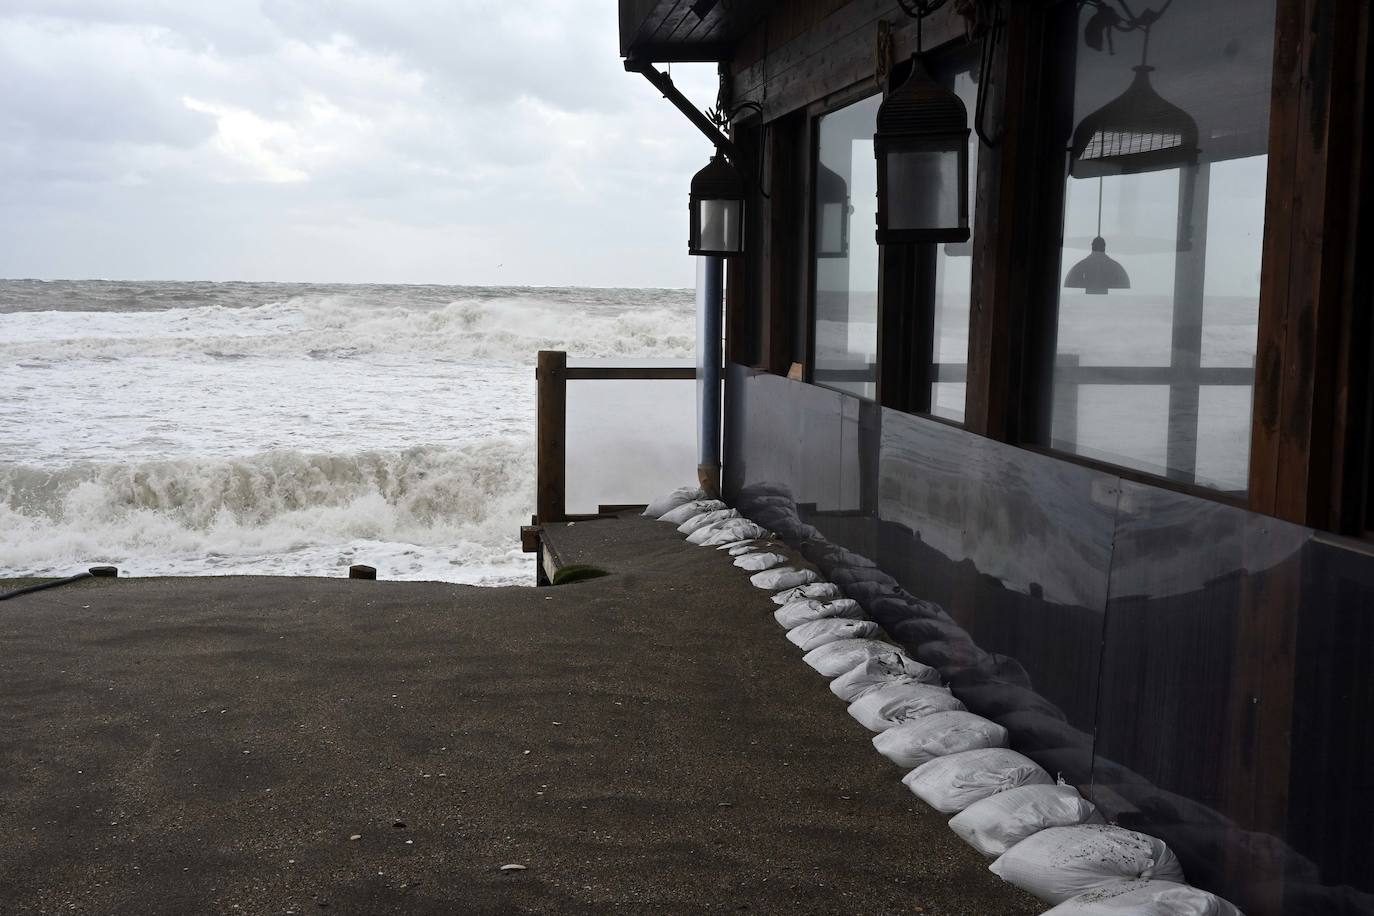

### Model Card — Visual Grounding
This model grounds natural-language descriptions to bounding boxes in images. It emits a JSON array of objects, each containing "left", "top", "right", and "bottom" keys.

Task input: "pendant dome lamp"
[{"left": 1064, "top": 177, "right": 1130, "bottom": 295}]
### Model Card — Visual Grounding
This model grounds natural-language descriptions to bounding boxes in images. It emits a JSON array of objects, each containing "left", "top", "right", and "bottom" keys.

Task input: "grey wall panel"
[{"left": 723, "top": 363, "right": 1374, "bottom": 916}]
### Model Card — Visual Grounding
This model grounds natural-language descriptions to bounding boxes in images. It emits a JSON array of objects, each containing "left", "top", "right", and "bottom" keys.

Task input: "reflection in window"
[
  {"left": 928, "top": 66, "right": 979, "bottom": 422},
  {"left": 1046, "top": 0, "right": 1275, "bottom": 493},
  {"left": 812, "top": 94, "right": 881, "bottom": 400}
]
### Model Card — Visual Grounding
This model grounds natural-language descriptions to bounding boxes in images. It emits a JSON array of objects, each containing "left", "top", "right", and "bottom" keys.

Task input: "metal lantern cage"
[
  {"left": 688, "top": 154, "right": 746, "bottom": 257},
  {"left": 874, "top": 59, "right": 972, "bottom": 246}
]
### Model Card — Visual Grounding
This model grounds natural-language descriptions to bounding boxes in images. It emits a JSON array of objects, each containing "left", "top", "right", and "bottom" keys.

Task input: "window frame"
[
  {"left": 802, "top": 81, "right": 887, "bottom": 401},
  {"left": 876, "top": 42, "right": 986, "bottom": 426},
  {"left": 1005, "top": 0, "right": 1282, "bottom": 507}
]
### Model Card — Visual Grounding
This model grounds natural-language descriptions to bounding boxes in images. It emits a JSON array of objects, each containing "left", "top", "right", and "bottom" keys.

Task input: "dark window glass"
[
  {"left": 811, "top": 94, "right": 881, "bottom": 400},
  {"left": 1044, "top": 0, "right": 1275, "bottom": 492},
  {"left": 928, "top": 63, "right": 979, "bottom": 422}
]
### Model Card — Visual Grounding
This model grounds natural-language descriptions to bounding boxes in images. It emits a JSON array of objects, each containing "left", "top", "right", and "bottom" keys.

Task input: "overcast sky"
[{"left": 0, "top": 1, "right": 719, "bottom": 287}]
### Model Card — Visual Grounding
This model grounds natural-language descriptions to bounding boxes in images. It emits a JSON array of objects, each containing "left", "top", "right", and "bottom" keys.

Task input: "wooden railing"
[
  {"left": 532, "top": 350, "right": 696, "bottom": 526},
  {"left": 527, "top": 348, "right": 1254, "bottom": 537},
  {"left": 812, "top": 354, "right": 1256, "bottom": 485}
]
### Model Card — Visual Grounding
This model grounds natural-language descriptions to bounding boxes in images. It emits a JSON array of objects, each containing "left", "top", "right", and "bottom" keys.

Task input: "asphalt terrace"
[{"left": 0, "top": 514, "right": 1042, "bottom": 915}]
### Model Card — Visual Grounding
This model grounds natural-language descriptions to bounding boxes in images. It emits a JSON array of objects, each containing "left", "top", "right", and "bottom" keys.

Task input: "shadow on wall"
[{"left": 733, "top": 481, "right": 1374, "bottom": 916}]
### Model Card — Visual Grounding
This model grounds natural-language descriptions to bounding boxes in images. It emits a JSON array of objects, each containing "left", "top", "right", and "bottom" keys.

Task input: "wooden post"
[{"left": 536, "top": 350, "right": 567, "bottom": 524}]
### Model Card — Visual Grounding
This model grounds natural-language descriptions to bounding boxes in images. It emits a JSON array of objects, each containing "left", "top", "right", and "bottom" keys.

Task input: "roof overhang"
[{"left": 619, "top": 0, "right": 775, "bottom": 63}]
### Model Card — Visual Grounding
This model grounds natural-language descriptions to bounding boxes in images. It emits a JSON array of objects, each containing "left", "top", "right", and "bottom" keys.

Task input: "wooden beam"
[
  {"left": 563, "top": 366, "right": 696, "bottom": 380},
  {"left": 622, "top": 41, "right": 736, "bottom": 62},
  {"left": 1248, "top": 0, "right": 1366, "bottom": 528},
  {"left": 764, "top": 112, "right": 803, "bottom": 374},
  {"left": 729, "top": 0, "right": 968, "bottom": 124},
  {"left": 965, "top": 0, "right": 1041, "bottom": 441}
]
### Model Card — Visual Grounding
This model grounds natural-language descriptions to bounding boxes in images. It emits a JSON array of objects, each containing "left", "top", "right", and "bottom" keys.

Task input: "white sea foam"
[
  {"left": 0, "top": 281, "right": 696, "bottom": 583},
  {"left": 0, "top": 293, "right": 695, "bottom": 364}
]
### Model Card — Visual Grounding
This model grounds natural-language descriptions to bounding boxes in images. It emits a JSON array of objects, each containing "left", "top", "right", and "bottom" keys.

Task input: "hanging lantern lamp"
[
  {"left": 1069, "top": 66, "right": 1198, "bottom": 178},
  {"left": 688, "top": 153, "right": 745, "bottom": 257},
  {"left": 874, "top": 57, "right": 971, "bottom": 245}
]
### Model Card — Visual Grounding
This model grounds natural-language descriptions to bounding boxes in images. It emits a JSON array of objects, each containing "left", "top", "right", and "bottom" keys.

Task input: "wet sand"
[{"left": 0, "top": 515, "right": 1041, "bottom": 915}]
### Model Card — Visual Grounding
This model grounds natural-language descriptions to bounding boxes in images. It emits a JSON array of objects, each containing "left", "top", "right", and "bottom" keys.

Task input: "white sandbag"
[
  {"left": 802, "top": 638, "right": 903, "bottom": 676},
  {"left": 774, "top": 598, "right": 865, "bottom": 629},
  {"left": 829, "top": 652, "right": 941, "bottom": 700},
  {"left": 847, "top": 681, "right": 965, "bottom": 732},
  {"left": 692, "top": 520, "right": 769, "bottom": 546},
  {"left": 749, "top": 567, "right": 820, "bottom": 590},
  {"left": 678, "top": 508, "right": 740, "bottom": 535},
  {"left": 730, "top": 541, "right": 779, "bottom": 555},
  {"left": 1042, "top": 879, "right": 1241, "bottom": 916},
  {"left": 949, "top": 784, "right": 1103, "bottom": 857},
  {"left": 989, "top": 824, "right": 1185, "bottom": 905},
  {"left": 785, "top": 618, "right": 882, "bottom": 651},
  {"left": 902, "top": 748, "right": 1054, "bottom": 814},
  {"left": 643, "top": 487, "right": 707, "bottom": 518},
  {"left": 771, "top": 582, "right": 844, "bottom": 605},
  {"left": 872, "top": 711, "right": 1008, "bottom": 769},
  {"left": 659, "top": 499, "right": 726, "bottom": 525},
  {"left": 734, "top": 552, "right": 788, "bottom": 572}
]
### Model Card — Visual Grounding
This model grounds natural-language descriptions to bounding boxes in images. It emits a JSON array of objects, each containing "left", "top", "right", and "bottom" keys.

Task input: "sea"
[{"left": 0, "top": 280, "right": 695, "bottom": 585}]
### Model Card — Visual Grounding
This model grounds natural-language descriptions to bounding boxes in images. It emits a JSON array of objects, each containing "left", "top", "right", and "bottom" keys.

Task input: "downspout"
[{"left": 696, "top": 255, "right": 723, "bottom": 497}]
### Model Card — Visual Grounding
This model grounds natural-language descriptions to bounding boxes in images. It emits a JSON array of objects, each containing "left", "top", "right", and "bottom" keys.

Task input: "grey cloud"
[{"left": 0, "top": 2, "right": 722, "bottom": 287}]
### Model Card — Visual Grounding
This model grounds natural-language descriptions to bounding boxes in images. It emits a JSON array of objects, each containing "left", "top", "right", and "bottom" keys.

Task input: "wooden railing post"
[{"left": 536, "top": 350, "right": 567, "bottom": 524}]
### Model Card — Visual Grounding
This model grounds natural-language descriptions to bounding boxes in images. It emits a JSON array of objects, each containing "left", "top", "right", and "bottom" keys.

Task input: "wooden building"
[{"left": 618, "top": 1, "right": 1373, "bottom": 914}]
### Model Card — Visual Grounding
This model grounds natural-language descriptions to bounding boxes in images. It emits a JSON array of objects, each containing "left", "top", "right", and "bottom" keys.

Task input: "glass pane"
[
  {"left": 1045, "top": 0, "right": 1275, "bottom": 492},
  {"left": 1068, "top": 385, "right": 1171, "bottom": 476},
  {"left": 928, "top": 67, "right": 979, "bottom": 422},
  {"left": 818, "top": 202, "right": 847, "bottom": 256},
  {"left": 699, "top": 199, "right": 740, "bottom": 253},
  {"left": 1200, "top": 156, "right": 1266, "bottom": 368},
  {"left": 887, "top": 146, "right": 962, "bottom": 231},
  {"left": 1194, "top": 385, "right": 1255, "bottom": 492},
  {"left": 565, "top": 371, "right": 697, "bottom": 515},
  {"left": 812, "top": 94, "right": 881, "bottom": 400}
]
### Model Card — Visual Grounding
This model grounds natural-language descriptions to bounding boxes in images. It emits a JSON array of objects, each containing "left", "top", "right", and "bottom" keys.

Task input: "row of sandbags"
[{"left": 643, "top": 486, "right": 1244, "bottom": 916}]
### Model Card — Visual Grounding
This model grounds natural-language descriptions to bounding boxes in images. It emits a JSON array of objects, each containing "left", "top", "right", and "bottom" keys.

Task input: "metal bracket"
[{"left": 625, "top": 56, "right": 741, "bottom": 164}]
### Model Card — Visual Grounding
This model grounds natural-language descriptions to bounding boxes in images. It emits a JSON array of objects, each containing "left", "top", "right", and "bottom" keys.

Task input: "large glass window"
[
  {"left": 811, "top": 94, "right": 881, "bottom": 400},
  {"left": 1044, "top": 0, "right": 1275, "bottom": 493}
]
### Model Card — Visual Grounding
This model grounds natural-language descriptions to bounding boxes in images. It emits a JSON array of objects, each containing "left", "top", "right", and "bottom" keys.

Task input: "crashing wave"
[{"left": 0, "top": 439, "right": 535, "bottom": 583}]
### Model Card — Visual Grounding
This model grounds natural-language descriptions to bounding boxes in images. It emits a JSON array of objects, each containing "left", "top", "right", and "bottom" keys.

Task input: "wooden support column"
[
  {"left": 1249, "top": 0, "right": 1367, "bottom": 528},
  {"left": 536, "top": 350, "right": 567, "bottom": 524},
  {"left": 965, "top": 0, "right": 1041, "bottom": 442}
]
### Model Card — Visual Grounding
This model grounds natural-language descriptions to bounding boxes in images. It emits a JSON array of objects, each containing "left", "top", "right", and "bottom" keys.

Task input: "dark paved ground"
[{"left": 0, "top": 515, "right": 1042, "bottom": 915}]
